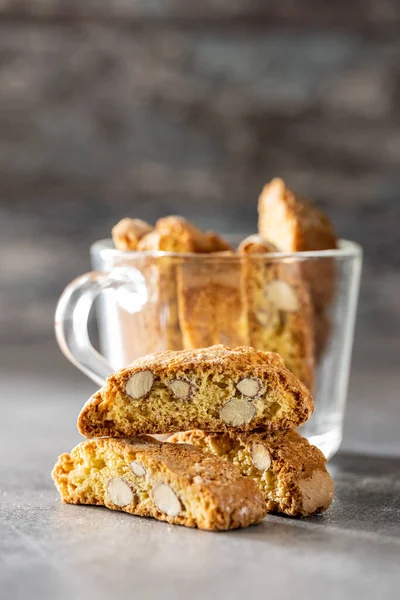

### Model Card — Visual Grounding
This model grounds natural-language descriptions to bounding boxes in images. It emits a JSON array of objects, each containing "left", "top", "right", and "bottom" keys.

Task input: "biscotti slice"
[
  {"left": 169, "top": 430, "right": 333, "bottom": 517},
  {"left": 78, "top": 345, "right": 314, "bottom": 437},
  {"left": 258, "top": 178, "right": 338, "bottom": 359},
  {"left": 52, "top": 436, "right": 266, "bottom": 531},
  {"left": 257, "top": 177, "right": 338, "bottom": 281},
  {"left": 238, "top": 235, "right": 315, "bottom": 391},
  {"left": 136, "top": 217, "right": 233, "bottom": 351},
  {"left": 177, "top": 254, "right": 249, "bottom": 349},
  {"left": 152, "top": 218, "right": 246, "bottom": 350}
]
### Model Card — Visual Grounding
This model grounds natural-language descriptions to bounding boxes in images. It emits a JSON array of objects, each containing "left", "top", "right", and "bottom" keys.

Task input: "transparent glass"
[{"left": 55, "top": 239, "right": 362, "bottom": 459}]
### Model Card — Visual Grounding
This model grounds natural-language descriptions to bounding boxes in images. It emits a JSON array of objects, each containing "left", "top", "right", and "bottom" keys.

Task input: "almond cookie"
[
  {"left": 78, "top": 345, "right": 314, "bottom": 437},
  {"left": 258, "top": 178, "right": 337, "bottom": 250},
  {"left": 52, "top": 435, "right": 266, "bottom": 531},
  {"left": 112, "top": 218, "right": 153, "bottom": 251},
  {"left": 136, "top": 217, "right": 233, "bottom": 351},
  {"left": 177, "top": 253, "right": 249, "bottom": 349},
  {"left": 169, "top": 430, "right": 334, "bottom": 517},
  {"left": 145, "top": 217, "right": 244, "bottom": 351},
  {"left": 258, "top": 178, "right": 338, "bottom": 358},
  {"left": 238, "top": 235, "right": 315, "bottom": 391}
]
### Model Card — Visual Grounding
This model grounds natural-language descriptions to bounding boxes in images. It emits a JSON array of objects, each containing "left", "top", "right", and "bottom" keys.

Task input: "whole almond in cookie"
[
  {"left": 236, "top": 377, "right": 264, "bottom": 398},
  {"left": 251, "top": 443, "right": 271, "bottom": 472},
  {"left": 107, "top": 478, "right": 135, "bottom": 507},
  {"left": 130, "top": 461, "right": 146, "bottom": 477},
  {"left": 167, "top": 379, "right": 193, "bottom": 400},
  {"left": 125, "top": 370, "right": 154, "bottom": 399}
]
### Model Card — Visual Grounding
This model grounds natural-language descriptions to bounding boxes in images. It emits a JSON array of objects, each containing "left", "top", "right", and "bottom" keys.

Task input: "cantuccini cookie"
[
  {"left": 142, "top": 216, "right": 245, "bottom": 351},
  {"left": 169, "top": 430, "right": 334, "bottom": 517},
  {"left": 257, "top": 178, "right": 338, "bottom": 359},
  {"left": 177, "top": 253, "right": 249, "bottom": 349},
  {"left": 78, "top": 345, "right": 314, "bottom": 437},
  {"left": 136, "top": 216, "right": 233, "bottom": 352},
  {"left": 52, "top": 436, "right": 266, "bottom": 531},
  {"left": 238, "top": 235, "right": 315, "bottom": 391},
  {"left": 257, "top": 178, "right": 338, "bottom": 276}
]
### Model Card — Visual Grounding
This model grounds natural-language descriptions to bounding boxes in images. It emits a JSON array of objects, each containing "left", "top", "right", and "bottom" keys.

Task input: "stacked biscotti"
[
  {"left": 53, "top": 346, "right": 334, "bottom": 530},
  {"left": 53, "top": 179, "right": 337, "bottom": 529},
  {"left": 110, "top": 179, "right": 338, "bottom": 388}
]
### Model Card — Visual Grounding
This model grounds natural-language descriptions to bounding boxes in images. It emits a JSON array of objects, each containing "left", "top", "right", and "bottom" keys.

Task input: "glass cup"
[{"left": 55, "top": 239, "right": 362, "bottom": 459}]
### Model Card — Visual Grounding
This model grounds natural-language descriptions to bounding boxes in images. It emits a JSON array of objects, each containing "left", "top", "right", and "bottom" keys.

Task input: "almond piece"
[
  {"left": 251, "top": 443, "right": 271, "bottom": 472},
  {"left": 265, "top": 280, "right": 299, "bottom": 312},
  {"left": 152, "top": 483, "right": 181, "bottom": 517},
  {"left": 219, "top": 399, "right": 256, "bottom": 427},
  {"left": 130, "top": 461, "right": 146, "bottom": 477},
  {"left": 125, "top": 370, "right": 154, "bottom": 399},
  {"left": 107, "top": 478, "right": 134, "bottom": 507},
  {"left": 168, "top": 379, "right": 192, "bottom": 400},
  {"left": 236, "top": 377, "right": 263, "bottom": 398}
]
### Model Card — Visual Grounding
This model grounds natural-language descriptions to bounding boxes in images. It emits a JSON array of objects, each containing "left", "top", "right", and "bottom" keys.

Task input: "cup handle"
[{"left": 55, "top": 269, "right": 141, "bottom": 386}]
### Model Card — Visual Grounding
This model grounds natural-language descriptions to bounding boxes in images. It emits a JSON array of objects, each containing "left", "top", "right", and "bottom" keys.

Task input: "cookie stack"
[{"left": 52, "top": 346, "right": 334, "bottom": 531}]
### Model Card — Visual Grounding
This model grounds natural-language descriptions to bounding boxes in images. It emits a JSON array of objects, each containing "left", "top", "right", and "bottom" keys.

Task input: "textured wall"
[{"left": 1, "top": 2, "right": 399, "bottom": 350}]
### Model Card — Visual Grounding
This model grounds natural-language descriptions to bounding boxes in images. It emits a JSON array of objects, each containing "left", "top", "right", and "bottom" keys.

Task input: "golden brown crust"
[
  {"left": 177, "top": 256, "right": 249, "bottom": 349},
  {"left": 78, "top": 345, "right": 314, "bottom": 438},
  {"left": 238, "top": 234, "right": 315, "bottom": 391},
  {"left": 169, "top": 430, "right": 333, "bottom": 517},
  {"left": 258, "top": 178, "right": 338, "bottom": 256},
  {"left": 52, "top": 436, "right": 266, "bottom": 531},
  {"left": 112, "top": 218, "right": 153, "bottom": 251}
]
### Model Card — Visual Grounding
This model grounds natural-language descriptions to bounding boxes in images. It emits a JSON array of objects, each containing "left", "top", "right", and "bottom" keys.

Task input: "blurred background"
[{"left": 1, "top": 1, "right": 399, "bottom": 454}]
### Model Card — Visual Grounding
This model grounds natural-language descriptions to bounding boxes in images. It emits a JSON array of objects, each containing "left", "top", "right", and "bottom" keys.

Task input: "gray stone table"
[{"left": 1, "top": 344, "right": 400, "bottom": 600}]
